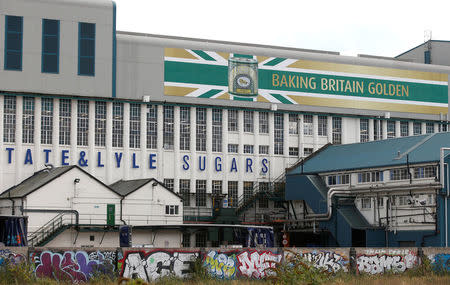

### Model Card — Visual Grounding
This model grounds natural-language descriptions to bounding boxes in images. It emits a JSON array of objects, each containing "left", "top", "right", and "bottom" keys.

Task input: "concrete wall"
[{"left": 1, "top": 246, "right": 450, "bottom": 282}]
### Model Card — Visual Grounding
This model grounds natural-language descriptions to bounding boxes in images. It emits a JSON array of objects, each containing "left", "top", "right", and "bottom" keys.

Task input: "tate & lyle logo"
[{"left": 228, "top": 56, "right": 258, "bottom": 100}]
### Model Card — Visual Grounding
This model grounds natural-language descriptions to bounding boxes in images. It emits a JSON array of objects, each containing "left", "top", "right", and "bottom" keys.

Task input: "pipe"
[
  {"left": 120, "top": 196, "right": 127, "bottom": 225},
  {"left": 21, "top": 208, "right": 79, "bottom": 225}
]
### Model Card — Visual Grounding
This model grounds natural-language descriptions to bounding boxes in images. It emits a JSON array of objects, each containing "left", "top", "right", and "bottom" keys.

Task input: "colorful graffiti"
[
  {"left": 428, "top": 253, "right": 450, "bottom": 272},
  {"left": 0, "top": 248, "right": 25, "bottom": 266},
  {"left": 236, "top": 250, "right": 282, "bottom": 278},
  {"left": 356, "top": 249, "right": 418, "bottom": 274},
  {"left": 30, "top": 250, "right": 116, "bottom": 283},
  {"left": 285, "top": 249, "right": 349, "bottom": 272},
  {"left": 203, "top": 250, "right": 237, "bottom": 279},
  {"left": 119, "top": 250, "right": 198, "bottom": 281}
]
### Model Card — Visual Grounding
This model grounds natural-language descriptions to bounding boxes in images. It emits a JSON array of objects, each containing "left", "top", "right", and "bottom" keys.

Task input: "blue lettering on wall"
[
  {"left": 261, "top": 158, "right": 269, "bottom": 174},
  {"left": 215, "top": 157, "right": 222, "bottom": 172},
  {"left": 78, "top": 151, "right": 88, "bottom": 167},
  {"left": 149, "top": 153, "right": 157, "bottom": 169},
  {"left": 132, "top": 153, "right": 139, "bottom": 168},
  {"left": 182, "top": 155, "right": 190, "bottom": 170},
  {"left": 198, "top": 156, "right": 206, "bottom": 171},
  {"left": 97, "top": 152, "right": 104, "bottom": 167},
  {"left": 115, "top": 152, "right": 123, "bottom": 168},
  {"left": 6, "top": 148, "right": 14, "bottom": 164},
  {"left": 61, "top": 150, "right": 69, "bottom": 166},
  {"left": 246, "top": 158, "right": 253, "bottom": 172},
  {"left": 230, "top": 157, "right": 237, "bottom": 172},
  {"left": 24, "top": 149, "right": 33, "bottom": 165},
  {"left": 43, "top": 149, "right": 51, "bottom": 164}
]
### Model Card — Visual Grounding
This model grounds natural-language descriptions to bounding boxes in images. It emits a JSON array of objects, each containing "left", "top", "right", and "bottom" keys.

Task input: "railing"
[
  {"left": 28, "top": 212, "right": 75, "bottom": 247},
  {"left": 183, "top": 207, "right": 213, "bottom": 221}
]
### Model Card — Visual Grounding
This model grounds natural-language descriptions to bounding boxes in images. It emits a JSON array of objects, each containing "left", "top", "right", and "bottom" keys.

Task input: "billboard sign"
[{"left": 164, "top": 48, "right": 448, "bottom": 114}]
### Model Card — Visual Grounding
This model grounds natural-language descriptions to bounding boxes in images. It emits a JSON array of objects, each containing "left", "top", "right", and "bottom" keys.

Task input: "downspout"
[
  {"left": 440, "top": 147, "right": 450, "bottom": 247},
  {"left": 120, "top": 196, "right": 126, "bottom": 225},
  {"left": 8, "top": 192, "right": 15, "bottom": 215}
]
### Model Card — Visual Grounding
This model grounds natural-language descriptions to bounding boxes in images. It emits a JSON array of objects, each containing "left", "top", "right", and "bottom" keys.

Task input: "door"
[{"left": 107, "top": 204, "right": 115, "bottom": 226}]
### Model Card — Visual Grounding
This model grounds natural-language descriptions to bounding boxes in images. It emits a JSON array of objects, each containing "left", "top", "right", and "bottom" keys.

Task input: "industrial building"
[{"left": 0, "top": 0, "right": 449, "bottom": 247}]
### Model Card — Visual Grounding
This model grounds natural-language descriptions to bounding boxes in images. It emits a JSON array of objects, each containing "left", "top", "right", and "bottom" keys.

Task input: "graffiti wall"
[
  {"left": 424, "top": 248, "right": 450, "bottom": 272},
  {"left": 285, "top": 248, "right": 350, "bottom": 273},
  {"left": 203, "top": 249, "right": 282, "bottom": 279},
  {"left": 0, "top": 247, "right": 26, "bottom": 266},
  {"left": 28, "top": 249, "right": 117, "bottom": 283},
  {"left": 118, "top": 249, "right": 199, "bottom": 281},
  {"left": 356, "top": 248, "right": 419, "bottom": 274}
]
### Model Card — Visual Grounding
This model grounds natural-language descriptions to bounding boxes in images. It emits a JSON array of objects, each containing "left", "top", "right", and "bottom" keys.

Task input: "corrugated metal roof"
[
  {"left": 288, "top": 132, "right": 450, "bottom": 175},
  {"left": 109, "top": 179, "right": 153, "bottom": 196},
  {"left": 0, "top": 166, "right": 76, "bottom": 198}
]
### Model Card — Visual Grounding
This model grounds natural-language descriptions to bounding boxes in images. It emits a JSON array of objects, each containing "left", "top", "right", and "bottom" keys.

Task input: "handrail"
[{"left": 28, "top": 212, "right": 75, "bottom": 246}]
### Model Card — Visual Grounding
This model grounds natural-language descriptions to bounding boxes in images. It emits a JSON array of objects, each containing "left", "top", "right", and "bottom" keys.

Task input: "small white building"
[{"left": 0, "top": 165, "right": 183, "bottom": 247}]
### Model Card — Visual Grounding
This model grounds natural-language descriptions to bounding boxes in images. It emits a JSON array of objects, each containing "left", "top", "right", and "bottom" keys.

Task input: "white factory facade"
[{"left": 0, "top": 0, "right": 449, "bottom": 247}]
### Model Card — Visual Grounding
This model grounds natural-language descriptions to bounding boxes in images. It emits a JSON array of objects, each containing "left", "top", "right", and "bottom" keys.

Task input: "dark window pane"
[{"left": 43, "top": 37, "right": 58, "bottom": 53}]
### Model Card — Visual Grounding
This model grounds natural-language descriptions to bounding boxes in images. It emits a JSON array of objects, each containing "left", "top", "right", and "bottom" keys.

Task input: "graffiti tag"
[
  {"left": 0, "top": 249, "right": 25, "bottom": 266},
  {"left": 287, "top": 250, "right": 349, "bottom": 272},
  {"left": 357, "top": 250, "right": 418, "bottom": 274},
  {"left": 236, "top": 250, "right": 282, "bottom": 278},
  {"left": 203, "top": 250, "right": 237, "bottom": 279}
]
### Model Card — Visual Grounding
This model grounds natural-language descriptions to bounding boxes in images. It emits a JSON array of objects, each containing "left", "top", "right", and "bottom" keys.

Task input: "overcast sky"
[{"left": 114, "top": 0, "right": 450, "bottom": 57}]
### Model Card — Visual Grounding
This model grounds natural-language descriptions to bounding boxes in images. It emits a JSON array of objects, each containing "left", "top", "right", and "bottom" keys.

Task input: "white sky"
[{"left": 114, "top": 0, "right": 450, "bottom": 57}]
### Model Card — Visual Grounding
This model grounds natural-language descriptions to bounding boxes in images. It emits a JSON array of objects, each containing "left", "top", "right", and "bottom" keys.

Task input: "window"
[
  {"left": 22, "top": 97, "right": 34, "bottom": 144},
  {"left": 414, "top": 166, "right": 436, "bottom": 179},
  {"left": 397, "top": 196, "right": 410, "bottom": 206},
  {"left": 179, "top": 179, "right": 190, "bottom": 207},
  {"left": 318, "top": 116, "right": 327, "bottom": 136},
  {"left": 289, "top": 114, "right": 298, "bottom": 134},
  {"left": 195, "top": 231, "right": 207, "bottom": 247},
  {"left": 259, "top": 112, "right": 269, "bottom": 134},
  {"left": 413, "top": 122, "right": 422, "bottom": 135},
  {"left": 440, "top": 123, "right": 448, "bottom": 132},
  {"left": 146, "top": 105, "right": 157, "bottom": 149},
  {"left": 390, "top": 168, "right": 409, "bottom": 180},
  {"left": 59, "top": 99, "right": 71, "bottom": 145},
  {"left": 77, "top": 101, "right": 89, "bottom": 146},
  {"left": 377, "top": 198, "right": 384, "bottom": 207},
  {"left": 387, "top": 120, "right": 396, "bottom": 138},
  {"left": 426, "top": 122, "right": 434, "bottom": 134},
  {"left": 41, "top": 98, "right": 53, "bottom": 144},
  {"left": 289, "top": 147, "right": 299, "bottom": 156},
  {"left": 180, "top": 107, "right": 190, "bottom": 151},
  {"left": 42, "top": 19, "right": 59, "bottom": 73},
  {"left": 274, "top": 113, "right": 284, "bottom": 155},
  {"left": 332, "top": 117, "right": 342, "bottom": 144},
  {"left": 78, "top": 22, "right": 95, "bottom": 76},
  {"left": 112, "top": 102, "right": 123, "bottom": 148},
  {"left": 212, "top": 180, "right": 222, "bottom": 196},
  {"left": 228, "top": 181, "right": 238, "bottom": 208},
  {"left": 182, "top": 233, "right": 190, "bottom": 247},
  {"left": 196, "top": 108, "right": 206, "bottom": 151},
  {"left": 259, "top": 182, "right": 269, "bottom": 208},
  {"left": 228, "top": 110, "right": 238, "bottom": 132},
  {"left": 304, "top": 148, "right": 313, "bottom": 156},
  {"left": 358, "top": 171, "right": 384, "bottom": 183},
  {"left": 196, "top": 180, "right": 207, "bottom": 207},
  {"left": 95, "top": 102, "right": 106, "bottom": 146},
  {"left": 243, "top": 145, "right": 254, "bottom": 154},
  {"left": 327, "top": 174, "right": 350, "bottom": 185},
  {"left": 303, "top": 115, "right": 313, "bottom": 136},
  {"left": 212, "top": 109, "right": 222, "bottom": 152},
  {"left": 163, "top": 106, "right": 174, "bottom": 150},
  {"left": 244, "top": 111, "right": 254, "bottom": 132},
  {"left": 400, "top": 121, "right": 409, "bottom": 137},
  {"left": 427, "top": 194, "right": 435, "bottom": 206},
  {"left": 163, "top": 179, "right": 174, "bottom": 191},
  {"left": 360, "top": 119, "right": 369, "bottom": 142},
  {"left": 243, "top": 181, "right": 254, "bottom": 203},
  {"left": 129, "top": 104, "right": 140, "bottom": 148},
  {"left": 4, "top": 16, "right": 23, "bottom": 70},
  {"left": 361, "top": 198, "right": 372, "bottom": 209},
  {"left": 165, "top": 205, "right": 179, "bottom": 215},
  {"left": 259, "top": 145, "right": 269, "bottom": 155},
  {"left": 228, "top": 144, "right": 238, "bottom": 153},
  {"left": 3, "top": 96, "right": 16, "bottom": 143},
  {"left": 374, "top": 119, "right": 383, "bottom": 141}
]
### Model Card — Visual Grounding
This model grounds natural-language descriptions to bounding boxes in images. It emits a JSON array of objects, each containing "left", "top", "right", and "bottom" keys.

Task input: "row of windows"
[
  {"left": 174, "top": 179, "right": 274, "bottom": 209},
  {"left": 360, "top": 119, "right": 441, "bottom": 142},
  {"left": 4, "top": 15, "right": 95, "bottom": 75},
  {"left": 327, "top": 166, "right": 436, "bottom": 185},
  {"left": 360, "top": 194, "right": 435, "bottom": 209}
]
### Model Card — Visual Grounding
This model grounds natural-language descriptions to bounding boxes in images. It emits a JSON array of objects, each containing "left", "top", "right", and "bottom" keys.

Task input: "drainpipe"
[
  {"left": 440, "top": 147, "right": 450, "bottom": 247},
  {"left": 120, "top": 196, "right": 126, "bottom": 225},
  {"left": 8, "top": 192, "right": 15, "bottom": 215}
]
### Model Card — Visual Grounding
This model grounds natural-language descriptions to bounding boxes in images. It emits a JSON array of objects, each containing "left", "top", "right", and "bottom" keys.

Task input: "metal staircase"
[
  {"left": 28, "top": 212, "right": 75, "bottom": 246},
  {"left": 235, "top": 172, "right": 286, "bottom": 215}
]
